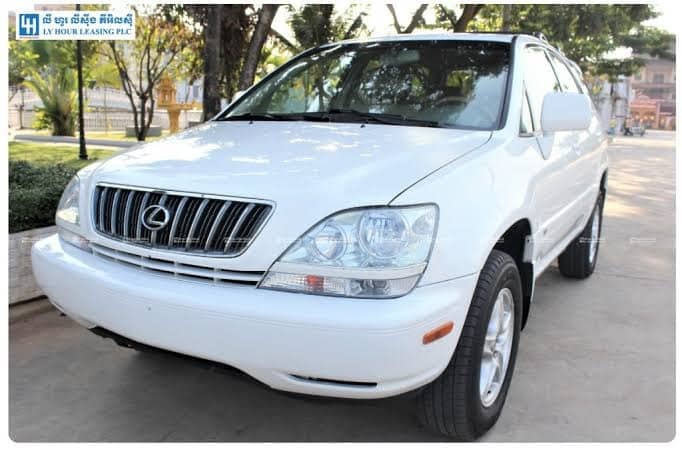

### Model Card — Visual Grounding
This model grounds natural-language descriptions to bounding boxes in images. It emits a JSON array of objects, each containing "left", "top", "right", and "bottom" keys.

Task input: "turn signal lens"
[
  {"left": 422, "top": 321, "right": 454, "bottom": 345},
  {"left": 260, "top": 272, "right": 420, "bottom": 298}
]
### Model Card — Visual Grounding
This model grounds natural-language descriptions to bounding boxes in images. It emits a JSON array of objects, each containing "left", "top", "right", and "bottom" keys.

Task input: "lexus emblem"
[{"left": 141, "top": 204, "right": 170, "bottom": 231}]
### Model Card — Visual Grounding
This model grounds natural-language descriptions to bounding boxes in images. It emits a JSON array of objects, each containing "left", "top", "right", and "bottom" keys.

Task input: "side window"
[
  {"left": 547, "top": 52, "right": 581, "bottom": 93},
  {"left": 523, "top": 46, "right": 561, "bottom": 130},
  {"left": 567, "top": 64, "right": 589, "bottom": 94},
  {"left": 520, "top": 89, "right": 534, "bottom": 135}
]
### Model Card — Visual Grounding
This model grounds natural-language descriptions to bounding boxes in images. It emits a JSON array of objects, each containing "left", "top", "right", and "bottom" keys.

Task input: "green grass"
[{"left": 9, "top": 141, "right": 117, "bottom": 170}]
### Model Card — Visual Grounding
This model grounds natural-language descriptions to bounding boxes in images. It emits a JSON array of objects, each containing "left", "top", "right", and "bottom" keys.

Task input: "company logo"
[
  {"left": 141, "top": 205, "right": 170, "bottom": 231},
  {"left": 18, "top": 14, "right": 39, "bottom": 37},
  {"left": 16, "top": 11, "right": 134, "bottom": 40}
]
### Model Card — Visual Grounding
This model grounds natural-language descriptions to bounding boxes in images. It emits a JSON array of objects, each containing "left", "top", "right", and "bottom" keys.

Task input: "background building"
[{"left": 629, "top": 54, "right": 676, "bottom": 130}]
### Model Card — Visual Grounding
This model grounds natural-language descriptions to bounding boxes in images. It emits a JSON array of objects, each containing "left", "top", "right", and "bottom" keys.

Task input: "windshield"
[{"left": 219, "top": 41, "right": 511, "bottom": 130}]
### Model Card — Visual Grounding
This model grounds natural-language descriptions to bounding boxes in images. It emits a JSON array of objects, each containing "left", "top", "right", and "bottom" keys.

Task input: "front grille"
[
  {"left": 93, "top": 185, "right": 272, "bottom": 257},
  {"left": 90, "top": 243, "right": 264, "bottom": 286}
]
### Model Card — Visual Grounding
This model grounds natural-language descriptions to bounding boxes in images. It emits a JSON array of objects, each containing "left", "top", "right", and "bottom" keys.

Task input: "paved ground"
[{"left": 9, "top": 130, "right": 675, "bottom": 442}]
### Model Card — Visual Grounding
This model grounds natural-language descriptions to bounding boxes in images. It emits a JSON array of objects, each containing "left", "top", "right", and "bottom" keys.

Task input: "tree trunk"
[
  {"left": 502, "top": 4, "right": 512, "bottom": 31},
  {"left": 137, "top": 96, "right": 148, "bottom": 141},
  {"left": 453, "top": 5, "right": 482, "bottom": 32},
  {"left": 202, "top": 4, "right": 224, "bottom": 120},
  {"left": 221, "top": 6, "right": 250, "bottom": 102},
  {"left": 238, "top": 4, "right": 279, "bottom": 91}
]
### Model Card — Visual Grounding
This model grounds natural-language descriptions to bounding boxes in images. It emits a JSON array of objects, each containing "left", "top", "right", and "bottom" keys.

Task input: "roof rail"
[
  {"left": 460, "top": 30, "right": 550, "bottom": 43},
  {"left": 531, "top": 32, "right": 548, "bottom": 42}
]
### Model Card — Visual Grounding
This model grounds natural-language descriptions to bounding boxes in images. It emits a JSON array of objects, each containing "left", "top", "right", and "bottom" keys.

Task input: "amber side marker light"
[{"left": 422, "top": 321, "right": 454, "bottom": 345}]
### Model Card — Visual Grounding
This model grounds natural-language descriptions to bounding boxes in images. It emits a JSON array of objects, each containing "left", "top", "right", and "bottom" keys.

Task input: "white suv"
[{"left": 32, "top": 33, "right": 608, "bottom": 440}]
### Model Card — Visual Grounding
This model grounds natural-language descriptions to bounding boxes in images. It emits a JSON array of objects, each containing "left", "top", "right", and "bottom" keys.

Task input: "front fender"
[{"left": 391, "top": 137, "right": 538, "bottom": 286}]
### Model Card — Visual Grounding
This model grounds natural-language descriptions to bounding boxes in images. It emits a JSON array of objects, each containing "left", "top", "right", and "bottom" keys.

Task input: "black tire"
[
  {"left": 417, "top": 250, "right": 523, "bottom": 441},
  {"left": 558, "top": 193, "right": 604, "bottom": 279}
]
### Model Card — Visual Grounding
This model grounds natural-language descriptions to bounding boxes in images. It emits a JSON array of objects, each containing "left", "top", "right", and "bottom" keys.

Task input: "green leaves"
[
  {"left": 23, "top": 67, "right": 78, "bottom": 136},
  {"left": 9, "top": 160, "right": 79, "bottom": 233},
  {"left": 485, "top": 4, "right": 670, "bottom": 78},
  {"left": 288, "top": 5, "right": 368, "bottom": 50}
]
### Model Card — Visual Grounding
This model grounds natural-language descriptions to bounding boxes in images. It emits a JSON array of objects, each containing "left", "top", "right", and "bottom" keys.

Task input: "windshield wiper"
[
  {"left": 216, "top": 113, "right": 290, "bottom": 121},
  {"left": 218, "top": 110, "right": 442, "bottom": 128},
  {"left": 326, "top": 108, "right": 442, "bottom": 128},
  {"left": 217, "top": 112, "right": 332, "bottom": 123}
]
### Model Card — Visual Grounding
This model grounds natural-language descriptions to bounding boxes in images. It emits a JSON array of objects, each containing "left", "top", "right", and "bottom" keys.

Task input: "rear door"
[{"left": 546, "top": 50, "right": 602, "bottom": 218}]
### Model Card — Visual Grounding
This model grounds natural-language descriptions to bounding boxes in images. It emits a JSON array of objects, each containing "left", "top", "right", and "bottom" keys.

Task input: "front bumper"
[{"left": 32, "top": 234, "right": 477, "bottom": 399}]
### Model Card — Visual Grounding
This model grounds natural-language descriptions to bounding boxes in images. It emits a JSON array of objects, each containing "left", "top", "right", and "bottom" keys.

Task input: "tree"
[
  {"left": 435, "top": 4, "right": 484, "bottom": 32},
  {"left": 192, "top": 4, "right": 223, "bottom": 120},
  {"left": 239, "top": 4, "right": 280, "bottom": 91},
  {"left": 501, "top": 4, "right": 512, "bottom": 32},
  {"left": 8, "top": 38, "right": 38, "bottom": 91},
  {"left": 9, "top": 34, "right": 99, "bottom": 132},
  {"left": 489, "top": 4, "right": 667, "bottom": 77},
  {"left": 23, "top": 68, "right": 77, "bottom": 136},
  {"left": 10, "top": 38, "right": 99, "bottom": 135},
  {"left": 104, "top": 11, "right": 190, "bottom": 141},
  {"left": 289, "top": 5, "right": 368, "bottom": 49},
  {"left": 474, "top": 4, "right": 673, "bottom": 117},
  {"left": 175, "top": 4, "right": 251, "bottom": 119},
  {"left": 387, "top": 4, "right": 484, "bottom": 34},
  {"left": 88, "top": 60, "right": 121, "bottom": 134},
  {"left": 386, "top": 4, "right": 428, "bottom": 34}
]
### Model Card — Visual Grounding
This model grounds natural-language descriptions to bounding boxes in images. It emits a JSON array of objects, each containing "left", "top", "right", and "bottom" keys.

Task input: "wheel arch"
[
  {"left": 493, "top": 218, "right": 534, "bottom": 329},
  {"left": 600, "top": 169, "right": 608, "bottom": 195}
]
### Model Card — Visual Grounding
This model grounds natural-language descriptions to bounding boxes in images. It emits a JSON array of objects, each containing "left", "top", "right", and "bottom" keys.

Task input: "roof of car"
[{"left": 335, "top": 32, "right": 546, "bottom": 45}]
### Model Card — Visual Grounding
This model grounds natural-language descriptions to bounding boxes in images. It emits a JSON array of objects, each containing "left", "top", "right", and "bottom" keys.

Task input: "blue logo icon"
[{"left": 18, "top": 14, "right": 40, "bottom": 37}]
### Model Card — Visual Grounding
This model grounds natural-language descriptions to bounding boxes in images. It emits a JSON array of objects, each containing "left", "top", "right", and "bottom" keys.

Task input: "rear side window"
[
  {"left": 523, "top": 46, "right": 561, "bottom": 130},
  {"left": 547, "top": 52, "right": 581, "bottom": 93}
]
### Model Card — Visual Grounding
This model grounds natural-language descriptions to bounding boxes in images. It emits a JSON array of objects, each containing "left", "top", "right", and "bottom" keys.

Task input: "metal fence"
[{"left": 8, "top": 108, "right": 203, "bottom": 132}]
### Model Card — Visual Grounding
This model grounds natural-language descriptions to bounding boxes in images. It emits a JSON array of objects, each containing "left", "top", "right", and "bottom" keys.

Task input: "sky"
[{"left": 644, "top": 1, "right": 677, "bottom": 33}]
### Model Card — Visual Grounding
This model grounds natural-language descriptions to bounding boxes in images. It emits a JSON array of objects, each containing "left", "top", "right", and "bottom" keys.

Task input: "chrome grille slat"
[
  {"left": 98, "top": 187, "right": 109, "bottom": 231},
  {"left": 93, "top": 187, "right": 103, "bottom": 229},
  {"left": 204, "top": 201, "right": 231, "bottom": 251},
  {"left": 168, "top": 197, "right": 188, "bottom": 247},
  {"left": 109, "top": 190, "right": 121, "bottom": 234},
  {"left": 224, "top": 203, "right": 255, "bottom": 252},
  {"left": 135, "top": 192, "right": 151, "bottom": 242},
  {"left": 195, "top": 200, "right": 221, "bottom": 249},
  {"left": 93, "top": 185, "right": 272, "bottom": 257},
  {"left": 129, "top": 191, "right": 145, "bottom": 241},
  {"left": 90, "top": 243, "right": 264, "bottom": 285},
  {"left": 185, "top": 198, "right": 210, "bottom": 250},
  {"left": 122, "top": 189, "right": 135, "bottom": 239}
]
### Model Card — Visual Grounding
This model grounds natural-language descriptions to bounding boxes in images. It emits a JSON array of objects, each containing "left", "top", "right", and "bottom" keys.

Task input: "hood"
[
  {"left": 88, "top": 121, "right": 491, "bottom": 270},
  {"left": 93, "top": 121, "right": 490, "bottom": 210}
]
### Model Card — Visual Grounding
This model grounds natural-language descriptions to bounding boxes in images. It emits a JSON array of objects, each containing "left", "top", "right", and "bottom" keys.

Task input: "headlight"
[
  {"left": 55, "top": 175, "right": 80, "bottom": 227},
  {"left": 55, "top": 175, "right": 90, "bottom": 252},
  {"left": 259, "top": 204, "right": 438, "bottom": 298}
]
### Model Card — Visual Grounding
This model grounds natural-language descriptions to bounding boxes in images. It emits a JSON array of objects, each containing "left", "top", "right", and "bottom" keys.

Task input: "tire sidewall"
[
  {"left": 470, "top": 260, "right": 523, "bottom": 430},
  {"left": 586, "top": 193, "right": 605, "bottom": 273}
]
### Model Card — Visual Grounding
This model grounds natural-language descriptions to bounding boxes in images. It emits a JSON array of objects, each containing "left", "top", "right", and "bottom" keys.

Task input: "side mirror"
[
  {"left": 232, "top": 90, "right": 245, "bottom": 103},
  {"left": 541, "top": 92, "right": 592, "bottom": 132}
]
